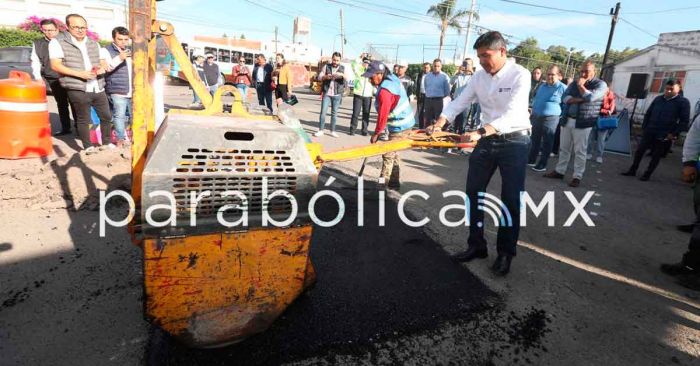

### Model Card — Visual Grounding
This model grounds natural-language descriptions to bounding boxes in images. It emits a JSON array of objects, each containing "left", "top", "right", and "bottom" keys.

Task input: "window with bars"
[{"left": 650, "top": 71, "right": 686, "bottom": 93}]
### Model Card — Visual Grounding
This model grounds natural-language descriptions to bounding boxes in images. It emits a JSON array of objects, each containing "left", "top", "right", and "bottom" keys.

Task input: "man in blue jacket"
[{"left": 622, "top": 79, "right": 690, "bottom": 181}]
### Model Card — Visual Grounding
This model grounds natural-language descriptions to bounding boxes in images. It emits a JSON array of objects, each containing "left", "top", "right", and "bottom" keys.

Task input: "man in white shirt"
[
  {"left": 49, "top": 14, "right": 112, "bottom": 154},
  {"left": 429, "top": 31, "right": 531, "bottom": 276}
]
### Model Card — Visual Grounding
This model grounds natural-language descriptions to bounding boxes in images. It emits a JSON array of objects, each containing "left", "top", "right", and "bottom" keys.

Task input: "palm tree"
[{"left": 427, "top": 0, "right": 479, "bottom": 60}]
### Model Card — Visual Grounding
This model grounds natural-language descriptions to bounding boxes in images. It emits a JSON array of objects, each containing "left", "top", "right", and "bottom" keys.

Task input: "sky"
[{"left": 151, "top": 0, "right": 700, "bottom": 63}]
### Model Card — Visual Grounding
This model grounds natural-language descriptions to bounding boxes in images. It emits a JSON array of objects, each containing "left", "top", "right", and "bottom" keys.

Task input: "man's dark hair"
[
  {"left": 433, "top": 58, "right": 442, "bottom": 64},
  {"left": 39, "top": 19, "right": 57, "bottom": 28},
  {"left": 65, "top": 14, "right": 86, "bottom": 27},
  {"left": 666, "top": 79, "right": 682, "bottom": 86},
  {"left": 473, "top": 31, "right": 507, "bottom": 50},
  {"left": 112, "top": 26, "right": 129, "bottom": 39},
  {"left": 422, "top": 62, "right": 430, "bottom": 67},
  {"left": 332, "top": 51, "right": 342, "bottom": 59},
  {"left": 532, "top": 66, "right": 542, "bottom": 71}
]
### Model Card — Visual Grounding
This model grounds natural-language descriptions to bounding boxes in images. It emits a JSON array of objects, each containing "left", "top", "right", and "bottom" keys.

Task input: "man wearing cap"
[
  {"left": 203, "top": 53, "right": 220, "bottom": 96},
  {"left": 364, "top": 61, "right": 415, "bottom": 190},
  {"left": 428, "top": 31, "right": 531, "bottom": 276},
  {"left": 350, "top": 56, "right": 374, "bottom": 135}
]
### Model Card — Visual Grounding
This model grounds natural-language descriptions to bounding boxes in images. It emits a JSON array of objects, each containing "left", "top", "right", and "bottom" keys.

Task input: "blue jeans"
[
  {"left": 528, "top": 114, "right": 559, "bottom": 169},
  {"left": 208, "top": 84, "right": 219, "bottom": 96},
  {"left": 466, "top": 134, "right": 530, "bottom": 256},
  {"left": 235, "top": 84, "right": 248, "bottom": 101},
  {"left": 192, "top": 89, "right": 201, "bottom": 104},
  {"left": 587, "top": 126, "right": 609, "bottom": 157},
  {"left": 109, "top": 95, "right": 131, "bottom": 141},
  {"left": 319, "top": 94, "right": 342, "bottom": 132}
]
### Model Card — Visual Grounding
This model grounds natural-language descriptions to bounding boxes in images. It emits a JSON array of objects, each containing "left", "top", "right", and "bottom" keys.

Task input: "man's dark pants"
[
  {"left": 528, "top": 114, "right": 559, "bottom": 169},
  {"left": 629, "top": 131, "right": 672, "bottom": 176},
  {"left": 255, "top": 82, "right": 273, "bottom": 112},
  {"left": 683, "top": 178, "right": 700, "bottom": 270},
  {"left": 466, "top": 134, "right": 530, "bottom": 257},
  {"left": 415, "top": 93, "right": 426, "bottom": 129},
  {"left": 46, "top": 78, "right": 71, "bottom": 133},
  {"left": 66, "top": 90, "right": 112, "bottom": 148},
  {"left": 350, "top": 94, "right": 372, "bottom": 133},
  {"left": 423, "top": 97, "right": 444, "bottom": 128}
]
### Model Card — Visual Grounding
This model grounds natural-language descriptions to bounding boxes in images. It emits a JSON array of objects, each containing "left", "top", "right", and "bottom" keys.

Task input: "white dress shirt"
[
  {"left": 30, "top": 43, "right": 43, "bottom": 80},
  {"left": 441, "top": 60, "right": 531, "bottom": 134},
  {"left": 48, "top": 35, "right": 110, "bottom": 93}
]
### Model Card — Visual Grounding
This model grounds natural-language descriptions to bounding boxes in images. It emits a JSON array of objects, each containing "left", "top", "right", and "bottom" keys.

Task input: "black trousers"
[
  {"left": 423, "top": 97, "right": 444, "bottom": 128},
  {"left": 629, "top": 131, "right": 671, "bottom": 176},
  {"left": 255, "top": 83, "right": 273, "bottom": 112},
  {"left": 66, "top": 90, "right": 112, "bottom": 148},
  {"left": 350, "top": 94, "right": 372, "bottom": 133},
  {"left": 46, "top": 78, "right": 71, "bottom": 133},
  {"left": 683, "top": 178, "right": 700, "bottom": 269},
  {"left": 416, "top": 93, "right": 426, "bottom": 129}
]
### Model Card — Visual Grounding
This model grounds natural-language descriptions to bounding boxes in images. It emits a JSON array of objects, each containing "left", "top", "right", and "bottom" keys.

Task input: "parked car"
[{"left": 0, "top": 46, "right": 33, "bottom": 79}]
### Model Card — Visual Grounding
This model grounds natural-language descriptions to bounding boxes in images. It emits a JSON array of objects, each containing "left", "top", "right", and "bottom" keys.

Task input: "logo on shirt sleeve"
[{"left": 498, "top": 87, "right": 512, "bottom": 93}]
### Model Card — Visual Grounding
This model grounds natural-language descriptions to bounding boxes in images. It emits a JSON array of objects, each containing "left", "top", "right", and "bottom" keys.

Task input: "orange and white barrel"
[{"left": 0, "top": 70, "right": 52, "bottom": 159}]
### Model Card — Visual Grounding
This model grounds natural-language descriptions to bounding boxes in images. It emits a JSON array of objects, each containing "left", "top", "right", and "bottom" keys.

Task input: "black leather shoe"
[
  {"left": 660, "top": 262, "right": 697, "bottom": 277},
  {"left": 361, "top": 131, "right": 368, "bottom": 136},
  {"left": 621, "top": 170, "right": 636, "bottom": 177},
  {"left": 349, "top": 130, "right": 355, "bottom": 136},
  {"left": 451, "top": 247, "right": 488, "bottom": 262},
  {"left": 491, "top": 254, "right": 512, "bottom": 276},
  {"left": 677, "top": 224, "right": 695, "bottom": 233},
  {"left": 639, "top": 173, "right": 651, "bottom": 181},
  {"left": 53, "top": 130, "right": 71, "bottom": 136}
]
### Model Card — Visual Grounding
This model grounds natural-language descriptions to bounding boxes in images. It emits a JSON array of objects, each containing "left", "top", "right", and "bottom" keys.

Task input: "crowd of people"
[
  {"left": 32, "top": 14, "right": 133, "bottom": 154},
  {"left": 31, "top": 14, "right": 697, "bottom": 285}
]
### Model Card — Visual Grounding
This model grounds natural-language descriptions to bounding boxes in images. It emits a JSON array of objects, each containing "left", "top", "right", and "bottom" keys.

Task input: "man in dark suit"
[
  {"left": 252, "top": 54, "right": 274, "bottom": 112},
  {"left": 414, "top": 62, "right": 431, "bottom": 129}
]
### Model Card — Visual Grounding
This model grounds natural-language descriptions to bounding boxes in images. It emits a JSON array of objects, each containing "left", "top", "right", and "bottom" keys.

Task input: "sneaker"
[
  {"left": 568, "top": 178, "right": 581, "bottom": 187},
  {"left": 527, "top": 162, "right": 537, "bottom": 167},
  {"left": 586, "top": 154, "right": 592, "bottom": 160},
  {"left": 550, "top": 153, "right": 557, "bottom": 157},
  {"left": 314, "top": 130, "right": 324, "bottom": 137},
  {"left": 379, "top": 131, "right": 389, "bottom": 141},
  {"left": 330, "top": 131, "right": 339, "bottom": 138},
  {"left": 83, "top": 146, "right": 98, "bottom": 155},
  {"left": 595, "top": 157, "right": 603, "bottom": 164},
  {"left": 531, "top": 166, "right": 546, "bottom": 172}
]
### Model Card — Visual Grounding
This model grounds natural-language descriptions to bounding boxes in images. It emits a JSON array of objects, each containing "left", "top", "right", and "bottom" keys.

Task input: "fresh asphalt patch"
[{"left": 148, "top": 170, "right": 500, "bottom": 365}]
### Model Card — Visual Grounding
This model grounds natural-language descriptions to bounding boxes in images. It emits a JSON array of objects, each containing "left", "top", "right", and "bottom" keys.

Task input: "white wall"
[{"left": 0, "top": 0, "right": 126, "bottom": 41}]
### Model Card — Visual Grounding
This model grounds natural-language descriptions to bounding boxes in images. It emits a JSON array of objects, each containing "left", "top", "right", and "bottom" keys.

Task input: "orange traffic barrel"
[{"left": 0, "top": 70, "right": 52, "bottom": 159}]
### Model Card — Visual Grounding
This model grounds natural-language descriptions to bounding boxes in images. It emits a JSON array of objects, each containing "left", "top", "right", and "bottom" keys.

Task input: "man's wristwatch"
[{"left": 477, "top": 127, "right": 487, "bottom": 136}]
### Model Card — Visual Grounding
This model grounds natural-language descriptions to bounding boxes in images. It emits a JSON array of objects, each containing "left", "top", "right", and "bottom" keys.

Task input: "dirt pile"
[{"left": 0, "top": 148, "right": 132, "bottom": 211}]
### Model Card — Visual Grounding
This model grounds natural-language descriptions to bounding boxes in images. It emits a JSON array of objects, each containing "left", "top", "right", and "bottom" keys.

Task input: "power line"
[
  {"left": 619, "top": 18, "right": 658, "bottom": 39},
  {"left": 496, "top": 0, "right": 609, "bottom": 17},
  {"left": 626, "top": 5, "right": 700, "bottom": 15}
]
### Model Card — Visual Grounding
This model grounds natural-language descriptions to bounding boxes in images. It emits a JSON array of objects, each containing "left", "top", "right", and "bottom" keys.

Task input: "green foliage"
[
  {"left": 0, "top": 28, "right": 42, "bottom": 48},
  {"left": 426, "top": 0, "right": 478, "bottom": 59},
  {"left": 441, "top": 64, "right": 457, "bottom": 76},
  {"left": 240, "top": 34, "right": 246, "bottom": 40},
  {"left": 98, "top": 39, "right": 112, "bottom": 48}
]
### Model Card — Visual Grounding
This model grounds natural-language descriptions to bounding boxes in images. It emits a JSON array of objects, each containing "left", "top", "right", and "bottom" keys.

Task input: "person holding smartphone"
[{"left": 105, "top": 26, "right": 133, "bottom": 148}]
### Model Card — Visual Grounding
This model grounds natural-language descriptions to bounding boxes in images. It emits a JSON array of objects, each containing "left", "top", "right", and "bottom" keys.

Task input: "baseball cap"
[
  {"left": 361, "top": 60, "right": 387, "bottom": 78},
  {"left": 206, "top": 53, "right": 215, "bottom": 58}
]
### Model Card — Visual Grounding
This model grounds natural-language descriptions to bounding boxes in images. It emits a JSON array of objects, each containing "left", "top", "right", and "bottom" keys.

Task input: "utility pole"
[
  {"left": 274, "top": 26, "right": 278, "bottom": 54},
  {"left": 339, "top": 9, "right": 345, "bottom": 57},
  {"left": 601, "top": 2, "right": 620, "bottom": 77},
  {"left": 462, "top": 0, "right": 477, "bottom": 60}
]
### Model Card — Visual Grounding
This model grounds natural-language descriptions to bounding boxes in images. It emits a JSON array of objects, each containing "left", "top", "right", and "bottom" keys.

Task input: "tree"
[
  {"left": 546, "top": 45, "right": 569, "bottom": 64},
  {"left": 240, "top": 34, "right": 246, "bottom": 40},
  {"left": 222, "top": 33, "right": 228, "bottom": 38},
  {"left": 426, "top": 0, "right": 478, "bottom": 60}
]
